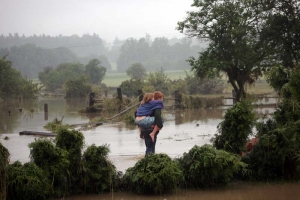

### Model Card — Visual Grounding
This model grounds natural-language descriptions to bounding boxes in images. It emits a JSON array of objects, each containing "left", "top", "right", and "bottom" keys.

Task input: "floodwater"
[
  {"left": 53, "top": 182, "right": 300, "bottom": 200},
  {"left": 2, "top": 98, "right": 299, "bottom": 200}
]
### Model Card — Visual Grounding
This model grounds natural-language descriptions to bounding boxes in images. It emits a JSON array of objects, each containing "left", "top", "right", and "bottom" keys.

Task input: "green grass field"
[
  {"left": 103, "top": 70, "right": 191, "bottom": 87},
  {"left": 103, "top": 70, "right": 274, "bottom": 95}
]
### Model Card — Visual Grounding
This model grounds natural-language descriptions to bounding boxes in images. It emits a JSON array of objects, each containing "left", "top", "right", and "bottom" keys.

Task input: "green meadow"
[{"left": 103, "top": 70, "right": 191, "bottom": 87}]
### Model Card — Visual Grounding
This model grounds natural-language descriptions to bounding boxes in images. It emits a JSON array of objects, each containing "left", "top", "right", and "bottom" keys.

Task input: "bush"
[
  {"left": 64, "top": 76, "right": 92, "bottom": 98},
  {"left": 28, "top": 138, "right": 69, "bottom": 197},
  {"left": 0, "top": 142, "right": 9, "bottom": 200},
  {"left": 212, "top": 100, "right": 256, "bottom": 154},
  {"left": 123, "top": 153, "right": 183, "bottom": 194},
  {"left": 177, "top": 145, "right": 246, "bottom": 188},
  {"left": 55, "top": 127, "right": 85, "bottom": 193},
  {"left": 7, "top": 161, "right": 51, "bottom": 200},
  {"left": 82, "top": 144, "right": 120, "bottom": 193},
  {"left": 242, "top": 120, "right": 300, "bottom": 180}
]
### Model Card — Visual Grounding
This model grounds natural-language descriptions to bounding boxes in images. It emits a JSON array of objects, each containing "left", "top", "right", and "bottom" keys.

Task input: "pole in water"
[
  {"left": 44, "top": 104, "right": 48, "bottom": 120},
  {"left": 44, "top": 104, "right": 48, "bottom": 112}
]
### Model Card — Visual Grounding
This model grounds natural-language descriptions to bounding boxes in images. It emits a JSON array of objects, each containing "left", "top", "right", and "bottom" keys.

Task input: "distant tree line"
[
  {"left": 0, "top": 34, "right": 207, "bottom": 78},
  {"left": 116, "top": 37, "right": 205, "bottom": 72},
  {"left": 0, "top": 43, "right": 111, "bottom": 78},
  {"left": 0, "top": 33, "right": 108, "bottom": 57}
]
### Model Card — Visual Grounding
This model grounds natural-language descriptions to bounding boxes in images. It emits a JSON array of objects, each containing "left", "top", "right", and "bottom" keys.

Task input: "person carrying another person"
[
  {"left": 135, "top": 92, "right": 164, "bottom": 142},
  {"left": 135, "top": 91, "right": 164, "bottom": 155}
]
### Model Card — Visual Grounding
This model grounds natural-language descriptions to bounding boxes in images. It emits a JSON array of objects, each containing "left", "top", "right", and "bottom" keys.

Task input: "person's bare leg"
[{"left": 149, "top": 125, "right": 159, "bottom": 142}]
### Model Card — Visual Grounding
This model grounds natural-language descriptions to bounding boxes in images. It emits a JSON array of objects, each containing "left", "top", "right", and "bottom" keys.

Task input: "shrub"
[
  {"left": 82, "top": 144, "right": 120, "bottom": 193},
  {"left": 212, "top": 100, "right": 256, "bottom": 154},
  {"left": 28, "top": 138, "right": 69, "bottom": 197},
  {"left": 177, "top": 145, "right": 246, "bottom": 188},
  {"left": 55, "top": 127, "right": 85, "bottom": 193},
  {"left": 123, "top": 153, "right": 183, "bottom": 194},
  {"left": 242, "top": 120, "right": 300, "bottom": 180},
  {"left": 0, "top": 142, "right": 9, "bottom": 200},
  {"left": 7, "top": 161, "right": 51, "bottom": 200}
]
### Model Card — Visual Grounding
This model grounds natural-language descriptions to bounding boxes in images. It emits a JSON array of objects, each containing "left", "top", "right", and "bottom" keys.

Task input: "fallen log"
[{"left": 19, "top": 131, "right": 57, "bottom": 137}]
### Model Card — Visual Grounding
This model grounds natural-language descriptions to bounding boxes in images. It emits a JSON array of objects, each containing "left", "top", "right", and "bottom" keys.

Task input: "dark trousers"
[{"left": 141, "top": 128, "right": 158, "bottom": 155}]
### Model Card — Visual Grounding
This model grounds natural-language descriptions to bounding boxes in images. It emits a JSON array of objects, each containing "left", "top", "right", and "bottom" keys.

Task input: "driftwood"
[{"left": 19, "top": 131, "right": 57, "bottom": 137}]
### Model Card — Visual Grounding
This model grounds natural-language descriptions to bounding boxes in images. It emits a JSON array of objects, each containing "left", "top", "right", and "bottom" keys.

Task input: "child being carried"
[{"left": 135, "top": 93, "right": 164, "bottom": 142}]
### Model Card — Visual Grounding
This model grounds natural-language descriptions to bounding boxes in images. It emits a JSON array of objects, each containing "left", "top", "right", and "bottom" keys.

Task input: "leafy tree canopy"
[
  {"left": 38, "top": 62, "right": 84, "bottom": 92},
  {"left": 84, "top": 59, "right": 106, "bottom": 84},
  {"left": 126, "top": 63, "right": 147, "bottom": 80},
  {"left": 177, "top": 0, "right": 270, "bottom": 101},
  {"left": 0, "top": 56, "right": 41, "bottom": 99}
]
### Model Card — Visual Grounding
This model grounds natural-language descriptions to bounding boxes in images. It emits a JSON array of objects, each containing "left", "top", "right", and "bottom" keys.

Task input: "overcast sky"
[{"left": 0, "top": 0, "right": 194, "bottom": 43}]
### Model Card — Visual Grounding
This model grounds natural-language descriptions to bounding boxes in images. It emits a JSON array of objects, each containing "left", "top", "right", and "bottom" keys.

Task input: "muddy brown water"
[{"left": 2, "top": 98, "right": 298, "bottom": 200}]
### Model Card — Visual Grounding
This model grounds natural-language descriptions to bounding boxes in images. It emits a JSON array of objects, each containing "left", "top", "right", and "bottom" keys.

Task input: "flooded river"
[{"left": 2, "top": 98, "right": 299, "bottom": 200}]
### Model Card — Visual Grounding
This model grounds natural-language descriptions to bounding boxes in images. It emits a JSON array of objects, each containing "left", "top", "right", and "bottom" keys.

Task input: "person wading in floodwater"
[{"left": 135, "top": 91, "right": 164, "bottom": 155}]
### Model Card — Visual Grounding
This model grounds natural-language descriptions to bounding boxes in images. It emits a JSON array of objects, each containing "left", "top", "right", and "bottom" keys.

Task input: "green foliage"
[
  {"left": 145, "top": 68, "right": 171, "bottom": 95},
  {"left": 180, "top": 95, "right": 223, "bottom": 109},
  {"left": 119, "top": 79, "right": 144, "bottom": 97},
  {"left": 257, "top": 0, "right": 300, "bottom": 69},
  {"left": 126, "top": 63, "right": 147, "bottom": 80},
  {"left": 55, "top": 127, "right": 84, "bottom": 166},
  {"left": 38, "top": 62, "right": 85, "bottom": 92},
  {"left": 54, "top": 127, "right": 85, "bottom": 193},
  {"left": 28, "top": 138, "right": 70, "bottom": 197},
  {"left": 177, "top": 145, "right": 246, "bottom": 188},
  {"left": 123, "top": 153, "right": 183, "bottom": 194},
  {"left": 84, "top": 59, "right": 106, "bottom": 84},
  {"left": 178, "top": 0, "right": 267, "bottom": 101},
  {"left": 242, "top": 63, "right": 300, "bottom": 181},
  {"left": 265, "top": 65, "right": 292, "bottom": 94},
  {"left": 82, "top": 144, "right": 120, "bottom": 193},
  {"left": 169, "top": 79, "right": 188, "bottom": 94},
  {"left": 117, "top": 38, "right": 151, "bottom": 72},
  {"left": 212, "top": 100, "right": 256, "bottom": 154},
  {"left": 123, "top": 112, "right": 136, "bottom": 126},
  {"left": 64, "top": 76, "right": 92, "bottom": 98},
  {"left": 7, "top": 161, "right": 51, "bottom": 200},
  {"left": 0, "top": 56, "right": 41, "bottom": 99},
  {"left": 185, "top": 73, "right": 225, "bottom": 94},
  {"left": 44, "top": 117, "right": 66, "bottom": 132},
  {"left": 288, "top": 66, "right": 300, "bottom": 101},
  {"left": 242, "top": 121, "right": 300, "bottom": 180},
  {"left": 0, "top": 142, "right": 9, "bottom": 200}
]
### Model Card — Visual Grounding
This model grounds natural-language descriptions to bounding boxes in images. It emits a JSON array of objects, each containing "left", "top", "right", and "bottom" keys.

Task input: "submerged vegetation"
[
  {"left": 123, "top": 153, "right": 183, "bottom": 194},
  {"left": 1, "top": 126, "right": 120, "bottom": 199},
  {"left": 177, "top": 145, "right": 247, "bottom": 188},
  {"left": 0, "top": 143, "right": 9, "bottom": 200}
]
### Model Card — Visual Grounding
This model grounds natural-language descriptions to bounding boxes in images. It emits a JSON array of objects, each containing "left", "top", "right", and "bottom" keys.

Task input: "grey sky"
[{"left": 0, "top": 0, "right": 194, "bottom": 42}]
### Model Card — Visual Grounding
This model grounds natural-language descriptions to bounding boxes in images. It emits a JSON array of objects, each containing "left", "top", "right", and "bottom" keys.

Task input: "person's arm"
[{"left": 154, "top": 108, "right": 163, "bottom": 129}]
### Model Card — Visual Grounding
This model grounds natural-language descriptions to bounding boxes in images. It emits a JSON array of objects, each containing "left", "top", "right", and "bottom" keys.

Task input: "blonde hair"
[
  {"left": 141, "top": 93, "right": 154, "bottom": 105},
  {"left": 153, "top": 91, "right": 164, "bottom": 100}
]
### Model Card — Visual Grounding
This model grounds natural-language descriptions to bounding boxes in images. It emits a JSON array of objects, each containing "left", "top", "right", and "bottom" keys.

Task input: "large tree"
[
  {"left": 177, "top": 0, "right": 270, "bottom": 101},
  {"left": 84, "top": 59, "right": 106, "bottom": 84},
  {"left": 38, "top": 62, "right": 84, "bottom": 92},
  {"left": 0, "top": 56, "right": 41, "bottom": 99},
  {"left": 256, "top": 0, "right": 300, "bottom": 92},
  {"left": 126, "top": 63, "right": 147, "bottom": 80}
]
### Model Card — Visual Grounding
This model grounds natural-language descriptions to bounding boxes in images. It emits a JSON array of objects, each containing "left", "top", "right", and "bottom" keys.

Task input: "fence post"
[
  {"left": 138, "top": 90, "right": 143, "bottom": 102},
  {"left": 89, "top": 92, "right": 95, "bottom": 106},
  {"left": 44, "top": 104, "right": 48, "bottom": 120},
  {"left": 174, "top": 90, "right": 181, "bottom": 109},
  {"left": 117, "top": 88, "right": 123, "bottom": 102}
]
